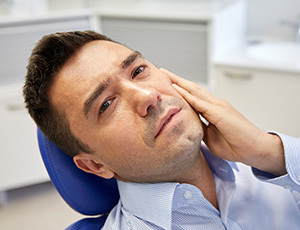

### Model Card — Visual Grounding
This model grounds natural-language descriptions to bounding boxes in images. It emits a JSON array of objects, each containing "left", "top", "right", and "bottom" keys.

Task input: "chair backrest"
[{"left": 37, "top": 128, "right": 119, "bottom": 229}]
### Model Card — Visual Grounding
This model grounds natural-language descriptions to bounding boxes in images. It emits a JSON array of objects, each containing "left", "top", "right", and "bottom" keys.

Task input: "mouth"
[{"left": 155, "top": 108, "right": 181, "bottom": 138}]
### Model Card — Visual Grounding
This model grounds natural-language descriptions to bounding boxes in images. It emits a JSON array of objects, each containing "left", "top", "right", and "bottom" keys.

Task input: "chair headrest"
[{"left": 37, "top": 128, "right": 119, "bottom": 215}]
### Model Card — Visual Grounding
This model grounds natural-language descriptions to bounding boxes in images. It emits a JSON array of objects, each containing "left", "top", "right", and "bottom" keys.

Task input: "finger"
[
  {"left": 161, "top": 68, "right": 199, "bottom": 92},
  {"left": 172, "top": 83, "right": 216, "bottom": 113},
  {"left": 160, "top": 68, "right": 184, "bottom": 84},
  {"left": 172, "top": 83, "right": 209, "bottom": 114},
  {"left": 161, "top": 68, "right": 216, "bottom": 103},
  {"left": 173, "top": 83, "right": 227, "bottom": 127}
]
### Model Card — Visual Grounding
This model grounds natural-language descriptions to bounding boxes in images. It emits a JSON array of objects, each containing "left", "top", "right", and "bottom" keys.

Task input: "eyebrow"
[
  {"left": 83, "top": 77, "right": 110, "bottom": 118},
  {"left": 121, "top": 50, "right": 142, "bottom": 69},
  {"left": 83, "top": 50, "right": 142, "bottom": 118}
]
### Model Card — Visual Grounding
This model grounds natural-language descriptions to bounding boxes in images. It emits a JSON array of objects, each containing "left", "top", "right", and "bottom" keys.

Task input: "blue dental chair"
[{"left": 37, "top": 128, "right": 119, "bottom": 229}]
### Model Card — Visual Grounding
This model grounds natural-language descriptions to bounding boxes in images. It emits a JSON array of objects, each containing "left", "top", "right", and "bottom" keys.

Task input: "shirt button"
[
  {"left": 184, "top": 191, "right": 192, "bottom": 199},
  {"left": 283, "top": 184, "right": 292, "bottom": 190}
]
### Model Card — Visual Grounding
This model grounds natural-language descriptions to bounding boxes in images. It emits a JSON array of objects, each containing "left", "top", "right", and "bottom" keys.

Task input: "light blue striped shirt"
[{"left": 102, "top": 133, "right": 300, "bottom": 229}]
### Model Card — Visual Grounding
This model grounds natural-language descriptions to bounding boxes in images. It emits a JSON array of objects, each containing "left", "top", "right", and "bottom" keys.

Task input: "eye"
[
  {"left": 132, "top": 66, "right": 145, "bottom": 79},
  {"left": 99, "top": 99, "right": 112, "bottom": 115}
]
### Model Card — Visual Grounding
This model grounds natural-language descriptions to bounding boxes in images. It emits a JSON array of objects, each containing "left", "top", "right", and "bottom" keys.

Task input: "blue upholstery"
[
  {"left": 37, "top": 128, "right": 119, "bottom": 229},
  {"left": 65, "top": 216, "right": 108, "bottom": 230}
]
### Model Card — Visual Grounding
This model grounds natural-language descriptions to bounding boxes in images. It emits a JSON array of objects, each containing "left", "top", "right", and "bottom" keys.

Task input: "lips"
[{"left": 155, "top": 108, "right": 181, "bottom": 138}]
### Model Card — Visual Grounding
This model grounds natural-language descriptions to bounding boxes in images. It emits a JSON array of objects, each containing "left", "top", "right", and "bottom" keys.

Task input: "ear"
[{"left": 73, "top": 153, "right": 115, "bottom": 179}]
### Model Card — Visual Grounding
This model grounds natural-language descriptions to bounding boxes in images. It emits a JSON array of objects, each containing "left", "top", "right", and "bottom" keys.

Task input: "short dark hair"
[{"left": 23, "top": 30, "right": 116, "bottom": 157}]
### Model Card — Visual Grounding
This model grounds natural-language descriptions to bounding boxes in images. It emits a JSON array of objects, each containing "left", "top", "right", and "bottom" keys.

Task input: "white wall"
[{"left": 246, "top": 0, "right": 300, "bottom": 41}]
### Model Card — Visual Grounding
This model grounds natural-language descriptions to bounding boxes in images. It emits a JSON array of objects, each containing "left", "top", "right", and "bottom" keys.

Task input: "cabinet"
[
  {"left": 0, "top": 11, "right": 93, "bottom": 84},
  {"left": 0, "top": 12, "right": 93, "bottom": 198},
  {"left": 96, "top": 0, "right": 247, "bottom": 89},
  {"left": 101, "top": 17, "right": 208, "bottom": 85},
  {"left": 215, "top": 66, "right": 300, "bottom": 137},
  {"left": 0, "top": 84, "right": 48, "bottom": 192}
]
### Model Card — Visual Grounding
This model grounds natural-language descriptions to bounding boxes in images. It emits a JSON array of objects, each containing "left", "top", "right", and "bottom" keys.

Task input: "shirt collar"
[
  {"left": 117, "top": 143, "right": 238, "bottom": 229},
  {"left": 117, "top": 180, "right": 177, "bottom": 230},
  {"left": 201, "top": 143, "right": 238, "bottom": 181}
]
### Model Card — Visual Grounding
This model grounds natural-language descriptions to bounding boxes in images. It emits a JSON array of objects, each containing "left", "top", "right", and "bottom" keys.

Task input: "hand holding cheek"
[{"left": 161, "top": 68, "right": 286, "bottom": 177}]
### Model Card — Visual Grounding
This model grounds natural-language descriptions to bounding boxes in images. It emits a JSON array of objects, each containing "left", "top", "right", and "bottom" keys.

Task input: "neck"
[
  {"left": 198, "top": 154, "right": 219, "bottom": 210},
  {"left": 181, "top": 151, "right": 219, "bottom": 210}
]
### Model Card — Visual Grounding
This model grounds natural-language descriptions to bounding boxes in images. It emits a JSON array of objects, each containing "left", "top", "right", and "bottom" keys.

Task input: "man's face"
[{"left": 49, "top": 40, "right": 203, "bottom": 183}]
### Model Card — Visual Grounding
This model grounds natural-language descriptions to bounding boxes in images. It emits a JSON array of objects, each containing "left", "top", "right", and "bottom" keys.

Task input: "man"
[{"left": 23, "top": 31, "right": 300, "bottom": 229}]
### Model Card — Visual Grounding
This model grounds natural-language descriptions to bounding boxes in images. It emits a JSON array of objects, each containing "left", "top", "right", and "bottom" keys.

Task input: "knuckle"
[{"left": 216, "top": 98, "right": 232, "bottom": 107}]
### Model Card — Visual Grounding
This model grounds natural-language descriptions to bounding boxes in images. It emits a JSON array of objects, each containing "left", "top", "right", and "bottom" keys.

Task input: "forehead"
[
  {"left": 52, "top": 40, "right": 133, "bottom": 91},
  {"left": 72, "top": 40, "right": 133, "bottom": 72}
]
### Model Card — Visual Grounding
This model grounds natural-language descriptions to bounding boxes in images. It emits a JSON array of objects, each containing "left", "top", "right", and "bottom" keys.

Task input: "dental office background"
[{"left": 0, "top": 0, "right": 299, "bottom": 228}]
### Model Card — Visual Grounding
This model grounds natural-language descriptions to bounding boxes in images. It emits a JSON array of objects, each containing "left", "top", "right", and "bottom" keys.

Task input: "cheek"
[
  {"left": 99, "top": 118, "right": 142, "bottom": 154},
  {"left": 98, "top": 127, "right": 147, "bottom": 172}
]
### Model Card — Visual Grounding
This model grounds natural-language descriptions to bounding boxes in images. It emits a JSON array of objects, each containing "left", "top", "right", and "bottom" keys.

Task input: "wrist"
[{"left": 252, "top": 133, "right": 286, "bottom": 176}]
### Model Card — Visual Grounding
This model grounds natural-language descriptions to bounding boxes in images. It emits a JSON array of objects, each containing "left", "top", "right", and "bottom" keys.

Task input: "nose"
[{"left": 122, "top": 81, "right": 161, "bottom": 117}]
